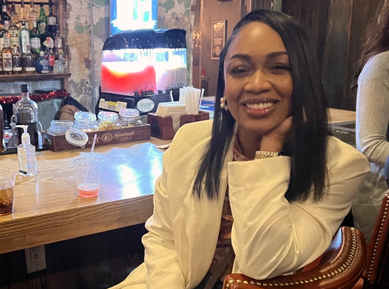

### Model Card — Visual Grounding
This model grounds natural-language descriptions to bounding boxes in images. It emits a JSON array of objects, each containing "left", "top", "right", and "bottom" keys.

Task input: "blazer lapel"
[{"left": 186, "top": 146, "right": 234, "bottom": 288}]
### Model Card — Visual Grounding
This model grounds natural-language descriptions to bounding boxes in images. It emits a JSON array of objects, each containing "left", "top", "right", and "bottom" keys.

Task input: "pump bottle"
[{"left": 16, "top": 125, "right": 37, "bottom": 176}]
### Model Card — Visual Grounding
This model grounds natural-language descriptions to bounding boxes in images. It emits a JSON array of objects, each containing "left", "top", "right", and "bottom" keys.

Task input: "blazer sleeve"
[
  {"left": 229, "top": 140, "right": 370, "bottom": 280},
  {"left": 141, "top": 139, "right": 186, "bottom": 289}
]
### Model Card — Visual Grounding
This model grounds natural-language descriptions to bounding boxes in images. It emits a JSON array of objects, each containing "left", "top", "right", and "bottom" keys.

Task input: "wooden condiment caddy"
[
  {"left": 147, "top": 111, "right": 209, "bottom": 140},
  {"left": 43, "top": 124, "right": 151, "bottom": 152}
]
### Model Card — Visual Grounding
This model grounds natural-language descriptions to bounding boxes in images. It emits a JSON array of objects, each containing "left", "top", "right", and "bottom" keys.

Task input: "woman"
[
  {"left": 353, "top": 1, "right": 389, "bottom": 241},
  {"left": 111, "top": 10, "right": 369, "bottom": 289}
]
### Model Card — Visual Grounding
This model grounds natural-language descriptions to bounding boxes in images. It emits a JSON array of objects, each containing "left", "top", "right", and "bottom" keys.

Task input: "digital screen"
[{"left": 110, "top": 0, "right": 158, "bottom": 35}]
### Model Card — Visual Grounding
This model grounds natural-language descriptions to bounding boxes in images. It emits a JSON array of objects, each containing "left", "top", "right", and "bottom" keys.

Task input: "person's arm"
[
  {"left": 356, "top": 54, "right": 389, "bottom": 167},
  {"left": 229, "top": 139, "right": 369, "bottom": 280},
  {"left": 141, "top": 143, "right": 187, "bottom": 289}
]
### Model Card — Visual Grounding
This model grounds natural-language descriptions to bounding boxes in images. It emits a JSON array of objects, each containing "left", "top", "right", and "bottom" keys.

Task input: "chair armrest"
[{"left": 223, "top": 227, "right": 366, "bottom": 289}]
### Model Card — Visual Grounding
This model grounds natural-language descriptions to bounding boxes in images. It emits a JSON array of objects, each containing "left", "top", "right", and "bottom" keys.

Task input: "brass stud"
[
  {"left": 236, "top": 279, "right": 242, "bottom": 284},
  {"left": 243, "top": 281, "right": 248, "bottom": 285},
  {"left": 226, "top": 284, "right": 230, "bottom": 288},
  {"left": 257, "top": 282, "right": 262, "bottom": 286},
  {"left": 250, "top": 281, "right": 255, "bottom": 285},
  {"left": 229, "top": 279, "right": 234, "bottom": 284}
]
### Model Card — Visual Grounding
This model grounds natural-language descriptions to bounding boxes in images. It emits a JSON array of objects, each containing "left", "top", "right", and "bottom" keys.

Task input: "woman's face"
[{"left": 224, "top": 22, "right": 293, "bottom": 139}]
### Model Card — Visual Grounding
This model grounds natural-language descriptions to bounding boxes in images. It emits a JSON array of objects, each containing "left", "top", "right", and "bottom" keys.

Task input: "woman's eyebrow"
[
  {"left": 227, "top": 51, "right": 288, "bottom": 62},
  {"left": 266, "top": 51, "right": 288, "bottom": 59}
]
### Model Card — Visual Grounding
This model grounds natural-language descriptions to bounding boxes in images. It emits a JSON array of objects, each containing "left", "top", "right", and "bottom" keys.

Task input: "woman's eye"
[
  {"left": 230, "top": 67, "right": 248, "bottom": 75},
  {"left": 272, "top": 64, "right": 291, "bottom": 71}
]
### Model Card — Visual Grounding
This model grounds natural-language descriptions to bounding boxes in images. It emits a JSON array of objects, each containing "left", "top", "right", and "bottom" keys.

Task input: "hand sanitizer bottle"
[{"left": 16, "top": 125, "right": 37, "bottom": 176}]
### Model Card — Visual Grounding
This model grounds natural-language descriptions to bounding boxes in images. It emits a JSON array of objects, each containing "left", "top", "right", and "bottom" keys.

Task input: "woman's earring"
[{"left": 220, "top": 96, "right": 229, "bottom": 111}]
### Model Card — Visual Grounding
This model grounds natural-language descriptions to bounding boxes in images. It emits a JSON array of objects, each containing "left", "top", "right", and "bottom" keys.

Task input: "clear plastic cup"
[
  {"left": 72, "top": 157, "right": 103, "bottom": 198},
  {"left": 0, "top": 170, "right": 17, "bottom": 215}
]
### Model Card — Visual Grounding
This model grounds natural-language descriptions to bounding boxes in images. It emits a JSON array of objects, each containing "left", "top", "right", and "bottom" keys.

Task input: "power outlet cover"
[{"left": 25, "top": 245, "right": 47, "bottom": 273}]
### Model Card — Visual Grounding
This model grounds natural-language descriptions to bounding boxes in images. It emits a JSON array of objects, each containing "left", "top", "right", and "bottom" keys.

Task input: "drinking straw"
[
  {"left": 84, "top": 134, "right": 98, "bottom": 185},
  {"left": 170, "top": 90, "right": 174, "bottom": 102},
  {"left": 198, "top": 88, "right": 205, "bottom": 114}
]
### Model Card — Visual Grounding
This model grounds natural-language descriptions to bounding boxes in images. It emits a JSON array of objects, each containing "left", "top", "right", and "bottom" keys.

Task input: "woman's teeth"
[{"left": 246, "top": 102, "right": 274, "bottom": 109}]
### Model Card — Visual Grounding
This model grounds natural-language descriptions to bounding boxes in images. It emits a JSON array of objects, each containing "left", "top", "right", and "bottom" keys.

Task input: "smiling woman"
[{"left": 110, "top": 9, "right": 370, "bottom": 289}]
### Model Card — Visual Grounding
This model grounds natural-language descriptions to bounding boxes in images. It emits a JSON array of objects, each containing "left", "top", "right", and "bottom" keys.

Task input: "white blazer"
[{"left": 110, "top": 120, "right": 369, "bottom": 289}]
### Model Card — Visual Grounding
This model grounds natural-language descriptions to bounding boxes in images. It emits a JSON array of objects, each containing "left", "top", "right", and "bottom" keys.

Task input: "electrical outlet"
[{"left": 25, "top": 245, "right": 47, "bottom": 273}]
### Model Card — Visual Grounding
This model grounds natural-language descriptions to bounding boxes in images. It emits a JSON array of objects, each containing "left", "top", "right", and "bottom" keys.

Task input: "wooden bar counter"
[
  {"left": 0, "top": 138, "right": 169, "bottom": 254},
  {"left": 0, "top": 108, "right": 355, "bottom": 255}
]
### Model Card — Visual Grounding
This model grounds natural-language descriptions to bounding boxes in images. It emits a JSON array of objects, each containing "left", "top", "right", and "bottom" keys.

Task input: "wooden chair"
[
  {"left": 222, "top": 226, "right": 366, "bottom": 289},
  {"left": 353, "top": 193, "right": 389, "bottom": 289}
]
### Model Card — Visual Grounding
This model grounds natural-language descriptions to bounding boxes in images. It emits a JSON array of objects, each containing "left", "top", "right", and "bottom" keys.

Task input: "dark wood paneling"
[
  {"left": 344, "top": 0, "right": 384, "bottom": 110},
  {"left": 322, "top": 0, "right": 353, "bottom": 108},
  {"left": 1, "top": 224, "right": 146, "bottom": 289}
]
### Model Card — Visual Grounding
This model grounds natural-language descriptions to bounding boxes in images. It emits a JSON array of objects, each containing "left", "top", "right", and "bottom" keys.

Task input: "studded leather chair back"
[
  {"left": 223, "top": 226, "right": 366, "bottom": 289},
  {"left": 360, "top": 193, "right": 389, "bottom": 287}
]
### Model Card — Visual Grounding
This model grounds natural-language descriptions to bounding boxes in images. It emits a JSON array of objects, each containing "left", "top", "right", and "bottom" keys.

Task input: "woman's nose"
[{"left": 244, "top": 69, "right": 271, "bottom": 93}]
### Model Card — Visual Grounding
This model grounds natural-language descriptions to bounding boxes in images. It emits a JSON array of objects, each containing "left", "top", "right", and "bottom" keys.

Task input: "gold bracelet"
[{"left": 255, "top": 151, "right": 279, "bottom": 159}]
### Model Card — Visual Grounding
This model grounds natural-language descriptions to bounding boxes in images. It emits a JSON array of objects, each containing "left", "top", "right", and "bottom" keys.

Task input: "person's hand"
[{"left": 259, "top": 116, "right": 293, "bottom": 152}]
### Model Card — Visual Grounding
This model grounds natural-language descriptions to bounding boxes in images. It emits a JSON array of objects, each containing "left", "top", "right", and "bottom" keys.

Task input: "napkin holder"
[{"left": 147, "top": 111, "right": 209, "bottom": 140}]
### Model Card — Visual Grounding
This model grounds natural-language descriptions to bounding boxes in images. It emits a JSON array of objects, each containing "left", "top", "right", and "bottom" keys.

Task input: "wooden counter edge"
[{"left": 0, "top": 194, "right": 153, "bottom": 254}]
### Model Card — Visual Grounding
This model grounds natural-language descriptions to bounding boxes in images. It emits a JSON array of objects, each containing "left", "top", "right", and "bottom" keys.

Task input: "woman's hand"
[{"left": 259, "top": 116, "right": 293, "bottom": 152}]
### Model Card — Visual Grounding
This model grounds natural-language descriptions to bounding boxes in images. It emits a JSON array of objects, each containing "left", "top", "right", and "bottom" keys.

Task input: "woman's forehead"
[{"left": 227, "top": 22, "right": 287, "bottom": 57}]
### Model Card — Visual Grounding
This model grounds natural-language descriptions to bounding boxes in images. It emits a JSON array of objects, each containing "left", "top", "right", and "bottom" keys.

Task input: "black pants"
[{"left": 194, "top": 273, "right": 224, "bottom": 289}]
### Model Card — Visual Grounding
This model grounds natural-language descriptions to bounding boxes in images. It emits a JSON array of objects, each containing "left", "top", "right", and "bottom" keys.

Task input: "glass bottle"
[
  {"left": 37, "top": 5, "right": 47, "bottom": 49},
  {"left": 29, "top": 20, "right": 40, "bottom": 54},
  {"left": 23, "top": 45, "right": 35, "bottom": 74},
  {"left": 0, "top": 18, "right": 6, "bottom": 52},
  {"left": 44, "top": 36, "right": 54, "bottom": 72},
  {"left": 2, "top": 36, "right": 12, "bottom": 75},
  {"left": 0, "top": 21, "right": 6, "bottom": 73},
  {"left": 0, "top": 103, "right": 4, "bottom": 152},
  {"left": 11, "top": 44, "right": 22, "bottom": 74},
  {"left": 1, "top": 4, "right": 10, "bottom": 30},
  {"left": 8, "top": 17, "right": 19, "bottom": 49},
  {"left": 54, "top": 23, "right": 62, "bottom": 55},
  {"left": 19, "top": 20, "right": 30, "bottom": 55},
  {"left": 20, "top": 0, "right": 29, "bottom": 29},
  {"left": 53, "top": 50, "right": 65, "bottom": 73},
  {"left": 28, "top": 0, "right": 38, "bottom": 32},
  {"left": 35, "top": 50, "right": 49, "bottom": 73},
  {"left": 47, "top": 3, "right": 56, "bottom": 37},
  {"left": 14, "top": 84, "right": 39, "bottom": 147},
  {"left": 9, "top": 2, "right": 19, "bottom": 29}
]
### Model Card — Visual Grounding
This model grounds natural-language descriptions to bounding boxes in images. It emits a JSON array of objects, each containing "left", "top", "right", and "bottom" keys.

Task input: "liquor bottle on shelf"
[
  {"left": 28, "top": 0, "right": 38, "bottom": 32},
  {"left": 44, "top": 36, "right": 54, "bottom": 72},
  {"left": 29, "top": 20, "right": 40, "bottom": 54},
  {"left": 2, "top": 36, "right": 12, "bottom": 75},
  {"left": 37, "top": 5, "right": 47, "bottom": 49},
  {"left": 47, "top": 3, "right": 56, "bottom": 37},
  {"left": 23, "top": 45, "right": 35, "bottom": 74},
  {"left": 54, "top": 24, "right": 62, "bottom": 58},
  {"left": 1, "top": 3, "right": 10, "bottom": 30},
  {"left": 19, "top": 20, "right": 30, "bottom": 55},
  {"left": 9, "top": 17, "right": 19, "bottom": 48},
  {"left": 0, "top": 18, "right": 6, "bottom": 52},
  {"left": 14, "top": 84, "right": 39, "bottom": 148},
  {"left": 20, "top": 0, "right": 29, "bottom": 30},
  {"left": 11, "top": 44, "right": 22, "bottom": 74},
  {"left": 53, "top": 50, "right": 65, "bottom": 73},
  {"left": 36, "top": 50, "right": 49, "bottom": 74},
  {"left": 9, "top": 2, "right": 19, "bottom": 28}
]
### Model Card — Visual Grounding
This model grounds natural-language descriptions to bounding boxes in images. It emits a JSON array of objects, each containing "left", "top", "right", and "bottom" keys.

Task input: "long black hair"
[{"left": 193, "top": 9, "right": 329, "bottom": 202}]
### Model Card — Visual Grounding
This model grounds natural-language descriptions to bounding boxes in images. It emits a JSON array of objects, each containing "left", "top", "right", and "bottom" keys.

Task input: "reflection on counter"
[{"left": 330, "top": 121, "right": 356, "bottom": 147}]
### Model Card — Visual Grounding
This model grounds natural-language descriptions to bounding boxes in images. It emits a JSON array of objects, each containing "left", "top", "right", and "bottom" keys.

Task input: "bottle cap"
[
  {"left": 65, "top": 129, "right": 89, "bottom": 147},
  {"left": 21, "top": 84, "right": 28, "bottom": 93}
]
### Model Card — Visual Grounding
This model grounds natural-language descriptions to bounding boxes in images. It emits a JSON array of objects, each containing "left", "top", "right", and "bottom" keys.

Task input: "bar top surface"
[{"left": 0, "top": 108, "right": 356, "bottom": 254}]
